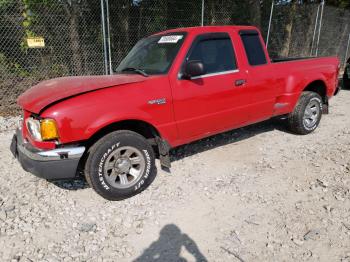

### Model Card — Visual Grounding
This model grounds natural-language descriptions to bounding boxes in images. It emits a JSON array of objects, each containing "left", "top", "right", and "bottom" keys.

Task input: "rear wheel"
[
  {"left": 287, "top": 91, "right": 323, "bottom": 135},
  {"left": 85, "top": 130, "right": 156, "bottom": 200}
]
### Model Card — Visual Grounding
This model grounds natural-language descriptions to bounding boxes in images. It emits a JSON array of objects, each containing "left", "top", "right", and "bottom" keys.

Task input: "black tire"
[
  {"left": 287, "top": 91, "right": 323, "bottom": 135},
  {"left": 85, "top": 130, "right": 156, "bottom": 200}
]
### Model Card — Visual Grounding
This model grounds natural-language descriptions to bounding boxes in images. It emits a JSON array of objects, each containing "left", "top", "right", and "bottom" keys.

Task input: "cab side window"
[
  {"left": 240, "top": 31, "right": 267, "bottom": 66},
  {"left": 187, "top": 35, "right": 237, "bottom": 75}
]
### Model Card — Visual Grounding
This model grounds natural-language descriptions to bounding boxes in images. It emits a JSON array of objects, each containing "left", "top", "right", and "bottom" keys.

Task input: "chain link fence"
[
  {"left": 267, "top": 2, "right": 321, "bottom": 58},
  {"left": 267, "top": 1, "right": 350, "bottom": 67},
  {"left": 318, "top": 5, "right": 350, "bottom": 67},
  {"left": 0, "top": 0, "right": 349, "bottom": 115},
  {"left": 0, "top": 0, "right": 103, "bottom": 115},
  {"left": 108, "top": 0, "right": 202, "bottom": 71}
]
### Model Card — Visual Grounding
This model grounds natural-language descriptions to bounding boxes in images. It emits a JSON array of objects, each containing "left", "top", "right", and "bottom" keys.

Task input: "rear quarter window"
[{"left": 240, "top": 31, "right": 267, "bottom": 66}]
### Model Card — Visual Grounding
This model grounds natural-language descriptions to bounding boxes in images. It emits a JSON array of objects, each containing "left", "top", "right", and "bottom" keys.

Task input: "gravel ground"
[{"left": 0, "top": 91, "right": 350, "bottom": 262}]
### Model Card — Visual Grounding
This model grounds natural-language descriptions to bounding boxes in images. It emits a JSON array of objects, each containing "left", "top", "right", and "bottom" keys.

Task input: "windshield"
[{"left": 116, "top": 32, "right": 186, "bottom": 75}]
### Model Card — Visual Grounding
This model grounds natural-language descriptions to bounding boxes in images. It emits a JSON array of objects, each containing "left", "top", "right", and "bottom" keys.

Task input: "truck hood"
[{"left": 18, "top": 74, "right": 145, "bottom": 114}]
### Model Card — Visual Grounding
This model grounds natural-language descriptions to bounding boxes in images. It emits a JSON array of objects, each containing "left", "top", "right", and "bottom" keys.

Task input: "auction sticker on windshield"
[{"left": 158, "top": 35, "right": 183, "bottom": 44}]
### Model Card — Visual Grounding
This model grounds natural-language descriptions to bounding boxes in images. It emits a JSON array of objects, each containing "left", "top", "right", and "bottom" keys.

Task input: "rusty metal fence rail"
[{"left": 0, "top": 0, "right": 349, "bottom": 115}]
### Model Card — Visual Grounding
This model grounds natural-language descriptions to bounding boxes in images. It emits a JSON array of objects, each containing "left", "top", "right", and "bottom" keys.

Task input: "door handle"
[{"left": 235, "top": 79, "right": 246, "bottom": 86}]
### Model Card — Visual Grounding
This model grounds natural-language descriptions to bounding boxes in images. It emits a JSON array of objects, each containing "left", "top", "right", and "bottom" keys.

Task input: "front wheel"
[
  {"left": 287, "top": 91, "right": 323, "bottom": 135},
  {"left": 84, "top": 130, "right": 156, "bottom": 200}
]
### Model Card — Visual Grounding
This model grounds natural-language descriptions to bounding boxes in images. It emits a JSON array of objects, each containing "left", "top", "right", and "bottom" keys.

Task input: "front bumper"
[{"left": 10, "top": 129, "right": 85, "bottom": 180}]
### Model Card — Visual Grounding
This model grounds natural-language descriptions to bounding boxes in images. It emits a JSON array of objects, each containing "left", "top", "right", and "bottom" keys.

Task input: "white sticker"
[{"left": 158, "top": 35, "right": 183, "bottom": 44}]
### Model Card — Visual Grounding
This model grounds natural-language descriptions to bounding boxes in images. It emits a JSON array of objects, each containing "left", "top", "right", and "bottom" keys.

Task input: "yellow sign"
[{"left": 27, "top": 37, "right": 45, "bottom": 48}]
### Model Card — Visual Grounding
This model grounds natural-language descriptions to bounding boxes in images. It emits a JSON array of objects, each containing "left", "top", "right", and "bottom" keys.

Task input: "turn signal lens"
[{"left": 40, "top": 119, "right": 59, "bottom": 141}]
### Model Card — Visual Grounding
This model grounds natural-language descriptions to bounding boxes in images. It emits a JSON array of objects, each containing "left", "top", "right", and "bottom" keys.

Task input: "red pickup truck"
[{"left": 11, "top": 26, "right": 340, "bottom": 200}]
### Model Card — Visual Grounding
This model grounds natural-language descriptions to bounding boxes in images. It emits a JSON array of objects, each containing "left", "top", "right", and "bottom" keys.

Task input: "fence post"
[
  {"left": 266, "top": 0, "right": 274, "bottom": 49},
  {"left": 201, "top": 0, "right": 205, "bottom": 26},
  {"left": 345, "top": 32, "right": 350, "bottom": 67},
  {"left": 106, "top": 0, "right": 112, "bottom": 74},
  {"left": 315, "top": 0, "right": 325, "bottom": 57},
  {"left": 101, "top": 0, "right": 112, "bottom": 75},
  {"left": 310, "top": 3, "right": 321, "bottom": 56},
  {"left": 101, "top": 0, "right": 108, "bottom": 75}
]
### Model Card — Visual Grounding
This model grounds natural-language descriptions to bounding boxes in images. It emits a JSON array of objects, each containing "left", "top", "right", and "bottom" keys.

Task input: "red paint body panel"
[
  {"left": 40, "top": 76, "right": 177, "bottom": 145},
  {"left": 18, "top": 75, "right": 145, "bottom": 114},
  {"left": 17, "top": 26, "right": 340, "bottom": 150}
]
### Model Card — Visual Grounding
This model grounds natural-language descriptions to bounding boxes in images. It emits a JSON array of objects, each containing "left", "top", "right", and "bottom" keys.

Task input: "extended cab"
[{"left": 11, "top": 26, "right": 340, "bottom": 200}]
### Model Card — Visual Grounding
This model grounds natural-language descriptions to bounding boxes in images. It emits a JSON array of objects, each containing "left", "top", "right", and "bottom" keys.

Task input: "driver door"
[{"left": 170, "top": 32, "right": 251, "bottom": 142}]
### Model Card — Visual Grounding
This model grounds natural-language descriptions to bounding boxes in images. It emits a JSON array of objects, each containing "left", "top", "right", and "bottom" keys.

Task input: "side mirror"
[{"left": 183, "top": 60, "right": 205, "bottom": 79}]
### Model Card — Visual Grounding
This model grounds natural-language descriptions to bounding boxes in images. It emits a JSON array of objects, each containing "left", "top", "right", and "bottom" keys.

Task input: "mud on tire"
[{"left": 84, "top": 130, "right": 156, "bottom": 200}]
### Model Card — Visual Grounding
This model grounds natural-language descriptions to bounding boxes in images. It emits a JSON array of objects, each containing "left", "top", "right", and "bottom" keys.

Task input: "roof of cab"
[{"left": 153, "top": 25, "right": 259, "bottom": 36}]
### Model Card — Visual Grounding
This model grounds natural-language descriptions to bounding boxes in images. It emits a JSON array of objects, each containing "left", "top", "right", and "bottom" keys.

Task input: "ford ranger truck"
[{"left": 10, "top": 26, "right": 340, "bottom": 200}]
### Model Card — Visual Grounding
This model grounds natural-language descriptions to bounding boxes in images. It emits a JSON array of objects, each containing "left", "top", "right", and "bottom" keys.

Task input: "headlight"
[
  {"left": 26, "top": 117, "right": 59, "bottom": 141},
  {"left": 18, "top": 116, "right": 23, "bottom": 130},
  {"left": 26, "top": 118, "right": 41, "bottom": 141}
]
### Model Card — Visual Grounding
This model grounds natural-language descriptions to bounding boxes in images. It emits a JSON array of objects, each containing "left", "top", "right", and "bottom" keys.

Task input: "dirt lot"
[{"left": 0, "top": 91, "right": 349, "bottom": 262}]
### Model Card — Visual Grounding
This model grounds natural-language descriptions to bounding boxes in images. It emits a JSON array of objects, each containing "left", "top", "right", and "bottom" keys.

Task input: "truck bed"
[{"left": 271, "top": 57, "right": 316, "bottom": 63}]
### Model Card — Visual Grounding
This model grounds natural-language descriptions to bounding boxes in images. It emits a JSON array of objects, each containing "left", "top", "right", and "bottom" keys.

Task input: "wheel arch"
[
  {"left": 302, "top": 79, "right": 327, "bottom": 104},
  {"left": 77, "top": 119, "right": 165, "bottom": 175},
  {"left": 86, "top": 119, "right": 162, "bottom": 149}
]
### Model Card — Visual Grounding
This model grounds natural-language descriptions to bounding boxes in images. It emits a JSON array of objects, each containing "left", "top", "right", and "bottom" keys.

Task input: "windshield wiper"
[{"left": 120, "top": 67, "right": 149, "bottom": 77}]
